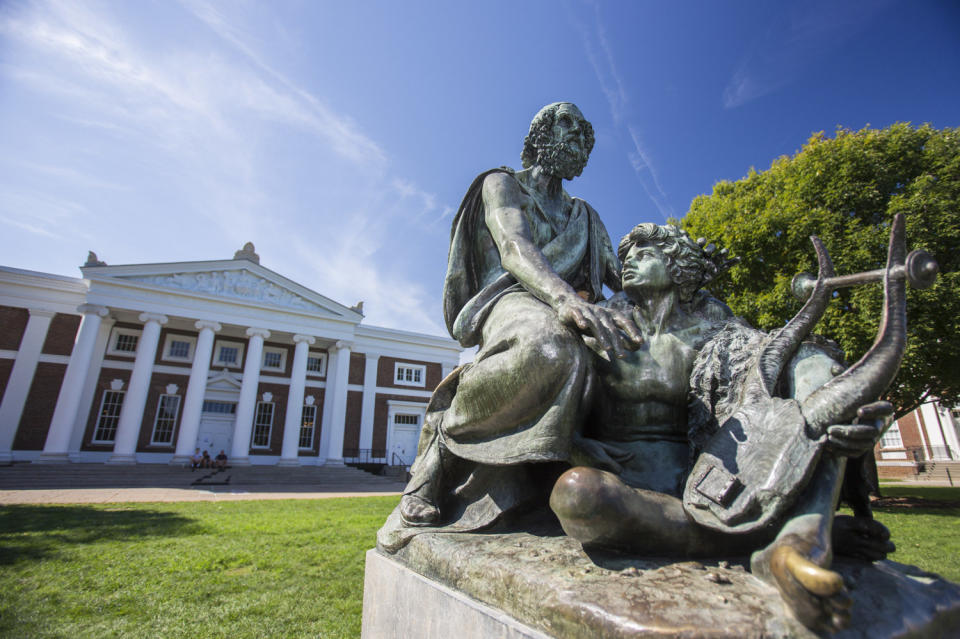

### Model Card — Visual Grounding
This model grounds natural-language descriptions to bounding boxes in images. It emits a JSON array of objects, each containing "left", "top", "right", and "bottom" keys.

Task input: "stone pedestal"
[{"left": 362, "top": 528, "right": 960, "bottom": 639}]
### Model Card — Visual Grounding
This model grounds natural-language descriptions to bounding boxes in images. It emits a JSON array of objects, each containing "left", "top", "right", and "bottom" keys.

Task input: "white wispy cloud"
[
  {"left": 572, "top": 0, "right": 674, "bottom": 221},
  {"left": 722, "top": 0, "right": 894, "bottom": 109},
  {"left": 0, "top": 0, "right": 451, "bottom": 335}
]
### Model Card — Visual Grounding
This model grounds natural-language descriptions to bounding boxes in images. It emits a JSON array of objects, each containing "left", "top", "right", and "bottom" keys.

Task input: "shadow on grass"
[{"left": 0, "top": 504, "right": 205, "bottom": 565}]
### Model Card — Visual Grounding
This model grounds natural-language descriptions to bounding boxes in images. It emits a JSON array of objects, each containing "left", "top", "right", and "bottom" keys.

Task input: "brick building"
[
  {"left": 0, "top": 245, "right": 461, "bottom": 467},
  {"left": 876, "top": 401, "right": 960, "bottom": 480}
]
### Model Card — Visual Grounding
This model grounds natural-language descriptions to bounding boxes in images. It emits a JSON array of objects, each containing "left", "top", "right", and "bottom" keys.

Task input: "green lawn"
[
  {"left": 0, "top": 497, "right": 400, "bottom": 639},
  {"left": 1, "top": 489, "right": 957, "bottom": 639}
]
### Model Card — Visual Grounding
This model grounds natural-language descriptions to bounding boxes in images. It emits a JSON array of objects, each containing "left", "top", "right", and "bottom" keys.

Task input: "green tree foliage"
[{"left": 682, "top": 123, "right": 959, "bottom": 416}]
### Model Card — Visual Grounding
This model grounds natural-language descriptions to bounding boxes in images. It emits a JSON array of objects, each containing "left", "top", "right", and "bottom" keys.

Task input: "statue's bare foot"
[
  {"left": 399, "top": 493, "right": 439, "bottom": 526},
  {"left": 761, "top": 543, "right": 852, "bottom": 632},
  {"left": 832, "top": 514, "right": 895, "bottom": 561}
]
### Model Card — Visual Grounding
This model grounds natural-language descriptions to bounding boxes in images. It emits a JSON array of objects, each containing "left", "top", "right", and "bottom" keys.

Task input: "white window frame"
[
  {"left": 251, "top": 401, "right": 275, "bottom": 449},
  {"left": 299, "top": 403, "right": 317, "bottom": 450},
  {"left": 394, "top": 362, "right": 426, "bottom": 387},
  {"left": 261, "top": 346, "right": 287, "bottom": 373},
  {"left": 213, "top": 340, "right": 245, "bottom": 369},
  {"left": 161, "top": 334, "right": 197, "bottom": 363},
  {"left": 306, "top": 351, "right": 328, "bottom": 377},
  {"left": 880, "top": 423, "right": 904, "bottom": 449},
  {"left": 150, "top": 394, "right": 182, "bottom": 445},
  {"left": 107, "top": 327, "right": 142, "bottom": 358},
  {"left": 93, "top": 390, "right": 125, "bottom": 443}
]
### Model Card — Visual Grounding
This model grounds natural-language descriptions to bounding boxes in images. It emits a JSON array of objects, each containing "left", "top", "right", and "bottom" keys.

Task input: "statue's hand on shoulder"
[
  {"left": 556, "top": 294, "right": 643, "bottom": 358},
  {"left": 824, "top": 400, "right": 894, "bottom": 457}
]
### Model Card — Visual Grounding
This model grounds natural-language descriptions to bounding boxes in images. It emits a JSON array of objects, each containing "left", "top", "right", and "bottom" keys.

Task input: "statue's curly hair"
[
  {"left": 617, "top": 223, "right": 718, "bottom": 302},
  {"left": 521, "top": 103, "right": 596, "bottom": 169}
]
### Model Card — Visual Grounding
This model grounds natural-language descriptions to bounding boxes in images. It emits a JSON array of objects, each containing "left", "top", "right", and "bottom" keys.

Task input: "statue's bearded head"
[{"left": 521, "top": 103, "right": 595, "bottom": 180}]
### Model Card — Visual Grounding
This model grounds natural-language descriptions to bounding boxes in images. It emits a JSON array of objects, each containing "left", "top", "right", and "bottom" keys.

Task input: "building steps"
[{"left": 0, "top": 462, "right": 406, "bottom": 492}]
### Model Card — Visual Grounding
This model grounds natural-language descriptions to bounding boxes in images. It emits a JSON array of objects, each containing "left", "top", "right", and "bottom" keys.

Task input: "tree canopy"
[{"left": 681, "top": 123, "right": 959, "bottom": 416}]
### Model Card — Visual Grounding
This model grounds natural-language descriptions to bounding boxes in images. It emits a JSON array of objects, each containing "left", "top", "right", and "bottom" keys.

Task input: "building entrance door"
[
  {"left": 197, "top": 401, "right": 236, "bottom": 460},
  {"left": 389, "top": 414, "right": 421, "bottom": 467}
]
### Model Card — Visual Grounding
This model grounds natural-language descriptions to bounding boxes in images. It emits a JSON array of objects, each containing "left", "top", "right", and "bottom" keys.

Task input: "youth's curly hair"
[
  {"left": 617, "top": 223, "right": 717, "bottom": 302},
  {"left": 521, "top": 103, "right": 596, "bottom": 169}
]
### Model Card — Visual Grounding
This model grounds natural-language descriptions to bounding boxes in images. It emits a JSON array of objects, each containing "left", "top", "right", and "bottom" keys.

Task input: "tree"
[{"left": 682, "top": 123, "right": 960, "bottom": 417}]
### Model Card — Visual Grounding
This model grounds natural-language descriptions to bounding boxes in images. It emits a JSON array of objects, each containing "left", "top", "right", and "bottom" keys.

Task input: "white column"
[
  {"left": 278, "top": 334, "right": 315, "bottom": 466},
  {"left": 108, "top": 312, "right": 167, "bottom": 464},
  {"left": 230, "top": 327, "right": 270, "bottom": 465},
  {"left": 358, "top": 352, "right": 380, "bottom": 454},
  {"left": 67, "top": 316, "right": 115, "bottom": 457},
  {"left": 0, "top": 308, "right": 56, "bottom": 464},
  {"left": 171, "top": 320, "right": 221, "bottom": 464},
  {"left": 324, "top": 340, "right": 352, "bottom": 465},
  {"left": 40, "top": 304, "right": 110, "bottom": 462}
]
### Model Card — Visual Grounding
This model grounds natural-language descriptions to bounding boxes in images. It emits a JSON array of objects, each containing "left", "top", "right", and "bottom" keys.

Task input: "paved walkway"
[{"left": 0, "top": 463, "right": 406, "bottom": 504}]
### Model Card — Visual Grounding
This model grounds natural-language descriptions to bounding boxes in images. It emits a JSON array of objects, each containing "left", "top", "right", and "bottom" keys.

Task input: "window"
[
  {"left": 213, "top": 340, "right": 244, "bottom": 369},
  {"left": 202, "top": 401, "right": 236, "bottom": 414},
  {"left": 93, "top": 390, "right": 125, "bottom": 442},
  {"left": 161, "top": 334, "right": 197, "bottom": 363},
  {"left": 261, "top": 347, "right": 286, "bottom": 372},
  {"left": 151, "top": 395, "right": 181, "bottom": 444},
  {"left": 395, "top": 414, "right": 420, "bottom": 426},
  {"left": 299, "top": 404, "right": 317, "bottom": 449},
  {"left": 107, "top": 328, "right": 142, "bottom": 357},
  {"left": 394, "top": 363, "right": 426, "bottom": 387},
  {"left": 881, "top": 424, "right": 904, "bottom": 449},
  {"left": 306, "top": 352, "right": 327, "bottom": 376},
  {"left": 251, "top": 402, "right": 274, "bottom": 448}
]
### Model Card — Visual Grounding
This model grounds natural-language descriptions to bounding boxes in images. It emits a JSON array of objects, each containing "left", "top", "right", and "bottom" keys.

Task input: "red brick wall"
[
  {"left": 0, "top": 359, "right": 13, "bottom": 401},
  {"left": 897, "top": 412, "right": 926, "bottom": 451},
  {"left": 12, "top": 362, "right": 67, "bottom": 450},
  {"left": 0, "top": 306, "right": 28, "bottom": 351},
  {"left": 376, "top": 356, "right": 442, "bottom": 391},
  {"left": 877, "top": 465, "right": 915, "bottom": 480},
  {"left": 343, "top": 390, "right": 363, "bottom": 452},
  {"left": 348, "top": 352, "right": 365, "bottom": 385},
  {"left": 372, "top": 393, "right": 429, "bottom": 451},
  {"left": 82, "top": 368, "right": 132, "bottom": 451},
  {"left": 41, "top": 313, "right": 81, "bottom": 356},
  {"left": 134, "top": 373, "right": 191, "bottom": 452}
]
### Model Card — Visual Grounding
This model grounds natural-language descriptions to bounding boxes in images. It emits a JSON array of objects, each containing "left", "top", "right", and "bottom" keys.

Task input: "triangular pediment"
[
  {"left": 207, "top": 369, "right": 242, "bottom": 391},
  {"left": 82, "top": 259, "right": 362, "bottom": 320},
  {"left": 122, "top": 269, "right": 325, "bottom": 311}
]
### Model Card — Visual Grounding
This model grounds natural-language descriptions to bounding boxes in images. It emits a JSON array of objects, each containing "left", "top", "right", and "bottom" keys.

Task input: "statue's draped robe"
[{"left": 378, "top": 168, "right": 619, "bottom": 551}]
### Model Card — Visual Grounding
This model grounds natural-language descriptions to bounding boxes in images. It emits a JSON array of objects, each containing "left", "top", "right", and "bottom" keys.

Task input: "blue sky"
[{"left": 1, "top": 0, "right": 958, "bottom": 337}]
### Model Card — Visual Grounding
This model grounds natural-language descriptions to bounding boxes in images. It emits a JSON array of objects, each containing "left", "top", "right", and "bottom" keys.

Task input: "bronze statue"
[
  {"left": 377, "top": 103, "right": 937, "bottom": 634},
  {"left": 393, "top": 103, "right": 639, "bottom": 531}
]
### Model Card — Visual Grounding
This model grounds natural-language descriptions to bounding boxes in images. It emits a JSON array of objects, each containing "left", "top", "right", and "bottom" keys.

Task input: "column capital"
[
  {"left": 28, "top": 308, "right": 58, "bottom": 319},
  {"left": 246, "top": 327, "right": 271, "bottom": 339},
  {"left": 77, "top": 304, "right": 109, "bottom": 318},
  {"left": 364, "top": 351, "right": 381, "bottom": 361},
  {"left": 293, "top": 334, "right": 316, "bottom": 346},
  {"left": 334, "top": 340, "right": 353, "bottom": 352},
  {"left": 195, "top": 320, "right": 222, "bottom": 332},
  {"left": 139, "top": 312, "right": 168, "bottom": 325}
]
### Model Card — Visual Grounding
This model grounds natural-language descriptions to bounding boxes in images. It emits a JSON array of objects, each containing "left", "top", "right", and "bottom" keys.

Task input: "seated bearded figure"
[{"left": 550, "top": 223, "right": 896, "bottom": 633}]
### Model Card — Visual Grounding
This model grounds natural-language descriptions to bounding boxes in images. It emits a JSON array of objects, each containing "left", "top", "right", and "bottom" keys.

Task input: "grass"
[
  {"left": 1, "top": 488, "right": 957, "bottom": 638},
  {"left": 0, "top": 497, "right": 400, "bottom": 639}
]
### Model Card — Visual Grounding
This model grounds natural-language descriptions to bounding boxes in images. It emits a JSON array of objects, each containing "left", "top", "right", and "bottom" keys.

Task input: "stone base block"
[
  {"left": 362, "top": 549, "right": 551, "bottom": 639},
  {"left": 364, "top": 528, "right": 960, "bottom": 638}
]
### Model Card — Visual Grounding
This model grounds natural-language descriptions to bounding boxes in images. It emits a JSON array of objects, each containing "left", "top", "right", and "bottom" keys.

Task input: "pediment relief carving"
[{"left": 121, "top": 270, "right": 328, "bottom": 313}]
